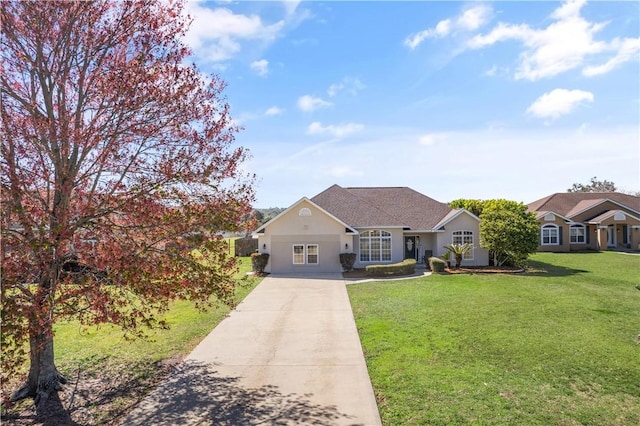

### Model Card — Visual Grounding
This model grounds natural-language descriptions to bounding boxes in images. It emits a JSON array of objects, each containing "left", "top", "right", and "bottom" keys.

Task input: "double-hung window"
[
  {"left": 570, "top": 224, "right": 586, "bottom": 244},
  {"left": 541, "top": 224, "right": 559, "bottom": 245},
  {"left": 292, "top": 244, "right": 319, "bottom": 265}
]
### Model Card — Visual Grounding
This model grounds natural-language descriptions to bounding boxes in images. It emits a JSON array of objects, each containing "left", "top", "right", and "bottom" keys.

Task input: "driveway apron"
[{"left": 121, "top": 274, "right": 382, "bottom": 426}]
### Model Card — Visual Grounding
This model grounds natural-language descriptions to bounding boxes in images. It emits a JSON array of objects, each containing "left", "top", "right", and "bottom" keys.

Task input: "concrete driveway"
[{"left": 121, "top": 274, "right": 382, "bottom": 426}]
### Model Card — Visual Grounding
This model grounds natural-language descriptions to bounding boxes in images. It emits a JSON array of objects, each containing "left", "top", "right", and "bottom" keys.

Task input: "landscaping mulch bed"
[
  {"left": 343, "top": 266, "right": 524, "bottom": 279},
  {"left": 445, "top": 266, "right": 525, "bottom": 274}
]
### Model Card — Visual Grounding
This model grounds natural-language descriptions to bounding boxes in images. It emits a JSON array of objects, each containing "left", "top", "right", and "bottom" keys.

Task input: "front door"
[
  {"left": 607, "top": 225, "right": 615, "bottom": 247},
  {"left": 404, "top": 236, "right": 416, "bottom": 260}
]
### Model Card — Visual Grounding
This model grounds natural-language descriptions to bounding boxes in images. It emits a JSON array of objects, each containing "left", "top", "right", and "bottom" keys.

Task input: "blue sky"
[{"left": 184, "top": 0, "right": 639, "bottom": 207}]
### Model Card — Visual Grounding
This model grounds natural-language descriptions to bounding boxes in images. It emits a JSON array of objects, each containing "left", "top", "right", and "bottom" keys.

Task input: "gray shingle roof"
[
  {"left": 310, "top": 184, "right": 453, "bottom": 230},
  {"left": 527, "top": 192, "right": 640, "bottom": 217}
]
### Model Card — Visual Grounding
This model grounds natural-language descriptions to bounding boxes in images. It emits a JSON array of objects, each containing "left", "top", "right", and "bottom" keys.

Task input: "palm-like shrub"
[{"left": 443, "top": 243, "right": 473, "bottom": 268}]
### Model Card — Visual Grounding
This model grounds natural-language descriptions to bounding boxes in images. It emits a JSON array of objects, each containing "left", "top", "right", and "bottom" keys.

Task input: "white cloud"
[
  {"left": 526, "top": 89, "right": 594, "bottom": 119},
  {"left": 297, "top": 95, "right": 333, "bottom": 112},
  {"left": 327, "top": 77, "right": 366, "bottom": 97},
  {"left": 250, "top": 59, "right": 269, "bottom": 76},
  {"left": 185, "top": 4, "right": 285, "bottom": 62},
  {"left": 418, "top": 133, "right": 450, "bottom": 146},
  {"left": 405, "top": 5, "right": 491, "bottom": 49},
  {"left": 583, "top": 37, "right": 640, "bottom": 77},
  {"left": 307, "top": 121, "right": 364, "bottom": 138},
  {"left": 265, "top": 106, "right": 284, "bottom": 116},
  {"left": 467, "top": 0, "right": 638, "bottom": 80}
]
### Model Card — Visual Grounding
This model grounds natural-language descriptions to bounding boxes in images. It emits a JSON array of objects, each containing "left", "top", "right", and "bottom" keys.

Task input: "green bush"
[
  {"left": 339, "top": 253, "right": 357, "bottom": 272},
  {"left": 250, "top": 252, "right": 269, "bottom": 275},
  {"left": 366, "top": 259, "right": 416, "bottom": 277},
  {"left": 428, "top": 256, "right": 447, "bottom": 272}
]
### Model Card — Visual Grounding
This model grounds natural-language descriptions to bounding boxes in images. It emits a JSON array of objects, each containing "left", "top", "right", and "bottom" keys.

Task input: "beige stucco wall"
[
  {"left": 435, "top": 213, "right": 489, "bottom": 266},
  {"left": 257, "top": 200, "right": 354, "bottom": 274},
  {"left": 536, "top": 214, "right": 570, "bottom": 252}
]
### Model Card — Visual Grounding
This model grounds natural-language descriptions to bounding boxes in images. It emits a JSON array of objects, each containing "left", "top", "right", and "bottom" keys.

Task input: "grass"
[
  {"left": 348, "top": 252, "right": 640, "bottom": 425},
  {"left": 53, "top": 255, "right": 259, "bottom": 372},
  {"left": 3, "top": 256, "right": 261, "bottom": 424}
]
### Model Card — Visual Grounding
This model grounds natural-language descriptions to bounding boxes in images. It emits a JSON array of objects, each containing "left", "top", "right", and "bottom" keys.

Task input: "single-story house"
[
  {"left": 527, "top": 192, "right": 640, "bottom": 252},
  {"left": 253, "top": 185, "right": 489, "bottom": 274}
]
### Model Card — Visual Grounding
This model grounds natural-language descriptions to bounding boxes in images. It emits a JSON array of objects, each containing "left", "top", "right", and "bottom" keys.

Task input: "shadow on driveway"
[{"left": 122, "top": 360, "right": 363, "bottom": 426}]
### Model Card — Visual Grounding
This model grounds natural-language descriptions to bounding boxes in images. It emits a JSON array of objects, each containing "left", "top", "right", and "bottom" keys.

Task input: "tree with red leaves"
[{"left": 1, "top": 0, "right": 254, "bottom": 412}]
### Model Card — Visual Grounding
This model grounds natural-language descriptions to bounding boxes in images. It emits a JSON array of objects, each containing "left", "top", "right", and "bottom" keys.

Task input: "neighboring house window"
[
  {"left": 570, "top": 224, "right": 586, "bottom": 244},
  {"left": 359, "top": 230, "right": 392, "bottom": 262},
  {"left": 452, "top": 230, "right": 474, "bottom": 260},
  {"left": 541, "top": 224, "right": 559, "bottom": 245},
  {"left": 292, "top": 244, "right": 319, "bottom": 265}
]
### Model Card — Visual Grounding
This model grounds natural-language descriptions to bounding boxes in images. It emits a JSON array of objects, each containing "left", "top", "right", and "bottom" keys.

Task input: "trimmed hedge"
[
  {"left": 366, "top": 258, "right": 416, "bottom": 277},
  {"left": 428, "top": 256, "right": 447, "bottom": 272},
  {"left": 339, "top": 253, "right": 357, "bottom": 272},
  {"left": 250, "top": 252, "right": 270, "bottom": 275}
]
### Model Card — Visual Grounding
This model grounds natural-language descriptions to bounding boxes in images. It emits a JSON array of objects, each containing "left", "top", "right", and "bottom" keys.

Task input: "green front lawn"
[
  {"left": 4, "top": 257, "right": 261, "bottom": 423},
  {"left": 348, "top": 252, "right": 640, "bottom": 425}
]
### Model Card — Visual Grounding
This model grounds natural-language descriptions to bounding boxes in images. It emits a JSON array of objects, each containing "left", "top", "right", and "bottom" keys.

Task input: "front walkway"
[{"left": 121, "top": 274, "right": 381, "bottom": 426}]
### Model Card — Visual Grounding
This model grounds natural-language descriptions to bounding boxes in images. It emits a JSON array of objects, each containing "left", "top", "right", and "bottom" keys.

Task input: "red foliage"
[{"left": 0, "top": 0, "right": 254, "bottom": 404}]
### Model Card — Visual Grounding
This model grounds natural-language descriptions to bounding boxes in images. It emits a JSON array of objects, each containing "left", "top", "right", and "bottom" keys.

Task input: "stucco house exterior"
[
  {"left": 253, "top": 185, "right": 489, "bottom": 274},
  {"left": 527, "top": 192, "right": 640, "bottom": 252}
]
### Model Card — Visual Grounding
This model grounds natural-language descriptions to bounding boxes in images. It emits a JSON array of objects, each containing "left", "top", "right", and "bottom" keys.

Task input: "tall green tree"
[
  {"left": 450, "top": 199, "right": 539, "bottom": 267},
  {"left": 1, "top": 0, "right": 254, "bottom": 411},
  {"left": 479, "top": 209, "right": 539, "bottom": 267}
]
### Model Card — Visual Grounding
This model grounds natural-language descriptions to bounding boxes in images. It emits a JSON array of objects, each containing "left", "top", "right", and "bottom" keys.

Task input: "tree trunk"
[
  {"left": 10, "top": 290, "right": 67, "bottom": 415},
  {"left": 455, "top": 254, "right": 463, "bottom": 269}
]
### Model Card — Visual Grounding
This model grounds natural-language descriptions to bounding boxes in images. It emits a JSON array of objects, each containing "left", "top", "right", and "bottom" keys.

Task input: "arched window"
[
  {"left": 452, "top": 230, "right": 474, "bottom": 260},
  {"left": 359, "top": 230, "right": 392, "bottom": 262},
  {"left": 570, "top": 224, "right": 586, "bottom": 244},
  {"left": 541, "top": 224, "right": 559, "bottom": 245}
]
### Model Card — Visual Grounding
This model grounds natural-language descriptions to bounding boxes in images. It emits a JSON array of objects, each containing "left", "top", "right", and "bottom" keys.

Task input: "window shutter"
[
  {"left": 623, "top": 225, "right": 628, "bottom": 244},
  {"left": 558, "top": 226, "right": 563, "bottom": 245},
  {"left": 586, "top": 226, "right": 590, "bottom": 244}
]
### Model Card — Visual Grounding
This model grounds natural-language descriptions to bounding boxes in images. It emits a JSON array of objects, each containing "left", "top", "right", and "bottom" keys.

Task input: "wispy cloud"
[
  {"left": 526, "top": 88, "right": 594, "bottom": 119},
  {"left": 250, "top": 59, "right": 269, "bottom": 76},
  {"left": 307, "top": 121, "right": 364, "bottom": 138},
  {"left": 405, "top": 4, "right": 492, "bottom": 49},
  {"left": 467, "top": 0, "right": 639, "bottom": 80},
  {"left": 327, "top": 77, "right": 366, "bottom": 97},
  {"left": 265, "top": 106, "right": 284, "bottom": 116},
  {"left": 297, "top": 95, "right": 333, "bottom": 112}
]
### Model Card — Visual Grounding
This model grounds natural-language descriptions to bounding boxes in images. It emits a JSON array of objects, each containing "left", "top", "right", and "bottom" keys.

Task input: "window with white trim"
[
  {"left": 359, "top": 230, "right": 392, "bottom": 262},
  {"left": 570, "top": 224, "right": 586, "bottom": 244},
  {"left": 292, "top": 244, "right": 319, "bottom": 265},
  {"left": 452, "top": 230, "right": 474, "bottom": 260},
  {"left": 541, "top": 224, "right": 559, "bottom": 245}
]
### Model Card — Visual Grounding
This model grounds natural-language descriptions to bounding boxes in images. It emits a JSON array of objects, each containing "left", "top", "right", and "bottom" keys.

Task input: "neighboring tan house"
[
  {"left": 253, "top": 185, "right": 489, "bottom": 274},
  {"left": 527, "top": 192, "right": 640, "bottom": 252}
]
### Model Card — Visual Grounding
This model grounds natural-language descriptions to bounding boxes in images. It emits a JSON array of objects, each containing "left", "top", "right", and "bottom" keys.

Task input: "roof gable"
[{"left": 253, "top": 196, "right": 358, "bottom": 235}]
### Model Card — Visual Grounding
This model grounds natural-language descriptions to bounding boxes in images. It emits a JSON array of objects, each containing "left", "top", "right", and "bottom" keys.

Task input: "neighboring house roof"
[
  {"left": 527, "top": 192, "right": 640, "bottom": 217},
  {"left": 587, "top": 210, "right": 640, "bottom": 225},
  {"left": 534, "top": 210, "right": 572, "bottom": 222},
  {"left": 310, "top": 184, "right": 455, "bottom": 230}
]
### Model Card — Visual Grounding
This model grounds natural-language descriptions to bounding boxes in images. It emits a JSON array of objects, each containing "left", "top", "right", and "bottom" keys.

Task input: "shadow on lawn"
[
  {"left": 120, "top": 360, "right": 361, "bottom": 426},
  {"left": 526, "top": 260, "right": 589, "bottom": 277}
]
